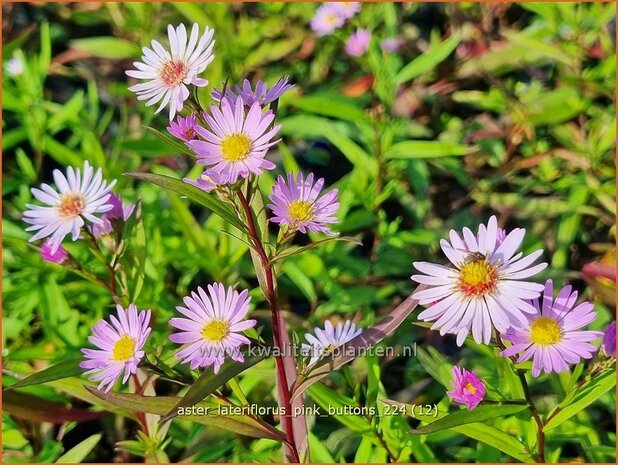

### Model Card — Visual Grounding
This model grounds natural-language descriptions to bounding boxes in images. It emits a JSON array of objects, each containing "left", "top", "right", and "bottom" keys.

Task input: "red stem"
[{"left": 236, "top": 191, "right": 300, "bottom": 463}]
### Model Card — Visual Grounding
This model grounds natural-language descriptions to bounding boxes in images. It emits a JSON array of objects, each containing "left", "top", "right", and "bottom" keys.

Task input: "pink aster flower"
[
  {"left": 501, "top": 280, "right": 603, "bottom": 377},
  {"left": 447, "top": 366, "right": 485, "bottom": 410},
  {"left": 90, "top": 193, "right": 135, "bottom": 237},
  {"left": 187, "top": 98, "right": 280, "bottom": 184},
  {"left": 80, "top": 304, "right": 152, "bottom": 393},
  {"left": 126, "top": 23, "right": 215, "bottom": 120},
  {"left": 381, "top": 37, "right": 401, "bottom": 53},
  {"left": 167, "top": 114, "right": 198, "bottom": 142},
  {"left": 183, "top": 168, "right": 225, "bottom": 193},
  {"left": 23, "top": 161, "right": 116, "bottom": 253},
  {"left": 311, "top": 4, "right": 345, "bottom": 36},
  {"left": 302, "top": 320, "right": 362, "bottom": 367},
  {"left": 330, "top": 2, "right": 361, "bottom": 20},
  {"left": 345, "top": 29, "right": 371, "bottom": 57},
  {"left": 603, "top": 321, "right": 616, "bottom": 357},
  {"left": 411, "top": 216, "right": 547, "bottom": 346},
  {"left": 212, "top": 77, "right": 294, "bottom": 107},
  {"left": 169, "top": 284, "right": 256, "bottom": 373},
  {"left": 268, "top": 172, "right": 339, "bottom": 235},
  {"left": 40, "top": 240, "right": 68, "bottom": 265}
]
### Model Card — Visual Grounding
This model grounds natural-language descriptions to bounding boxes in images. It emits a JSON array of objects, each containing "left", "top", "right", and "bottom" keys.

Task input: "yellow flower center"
[
  {"left": 464, "top": 382, "right": 477, "bottom": 395},
  {"left": 530, "top": 317, "right": 562, "bottom": 346},
  {"left": 57, "top": 193, "right": 85, "bottom": 218},
  {"left": 202, "top": 319, "right": 231, "bottom": 343},
  {"left": 458, "top": 258, "right": 497, "bottom": 297},
  {"left": 326, "top": 14, "right": 339, "bottom": 25},
  {"left": 288, "top": 200, "right": 314, "bottom": 223},
  {"left": 159, "top": 60, "right": 188, "bottom": 86},
  {"left": 112, "top": 335, "right": 136, "bottom": 362},
  {"left": 221, "top": 134, "right": 252, "bottom": 161}
]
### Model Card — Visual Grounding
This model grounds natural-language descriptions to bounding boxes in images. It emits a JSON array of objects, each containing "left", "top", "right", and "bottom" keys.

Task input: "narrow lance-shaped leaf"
[
  {"left": 3, "top": 391, "right": 103, "bottom": 424},
  {"left": 6, "top": 357, "right": 83, "bottom": 390},
  {"left": 56, "top": 434, "right": 102, "bottom": 463}
]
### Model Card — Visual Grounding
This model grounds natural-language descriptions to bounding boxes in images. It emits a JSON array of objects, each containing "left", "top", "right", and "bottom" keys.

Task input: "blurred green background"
[{"left": 2, "top": 2, "right": 616, "bottom": 463}]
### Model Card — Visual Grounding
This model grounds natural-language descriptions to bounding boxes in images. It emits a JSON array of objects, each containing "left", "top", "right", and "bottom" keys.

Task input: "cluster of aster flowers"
[{"left": 310, "top": 3, "right": 373, "bottom": 58}]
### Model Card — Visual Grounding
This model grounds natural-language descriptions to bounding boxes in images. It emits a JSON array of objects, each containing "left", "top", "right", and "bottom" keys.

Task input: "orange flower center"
[
  {"left": 464, "top": 382, "right": 477, "bottom": 395},
  {"left": 160, "top": 60, "right": 188, "bottom": 86},
  {"left": 57, "top": 193, "right": 85, "bottom": 218},
  {"left": 458, "top": 258, "right": 497, "bottom": 297}
]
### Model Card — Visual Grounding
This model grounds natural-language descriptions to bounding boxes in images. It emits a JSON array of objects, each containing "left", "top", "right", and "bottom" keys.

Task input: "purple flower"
[
  {"left": 167, "top": 114, "right": 198, "bottom": 142},
  {"left": 329, "top": 2, "right": 361, "bottom": 20},
  {"left": 447, "top": 366, "right": 485, "bottom": 410},
  {"left": 412, "top": 216, "right": 547, "bottom": 346},
  {"left": 187, "top": 98, "right": 280, "bottom": 184},
  {"left": 183, "top": 168, "right": 225, "bottom": 193},
  {"left": 212, "top": 77, "right": 294, "bottom": 107},
  {"left": 345, "top": 29, "right": 371, "bottom": 57},
  {"left": 501, "top": 280, "right": 603, "bottom": 377},
  {"left": 169, "top": 284, "right": 257, "bottom": 373},
  {"left": 311, "top": 4, "right": 345, "bottom": 36},
  {"left": 80, "top": 304, "right": 152, "bottom": 392},
  {"left": 381, "top": 37, "right": 401, "bottom": 53},
  {"left": 268, "top": 172, "right": 339, "bottom": 235},
  {"left": 23, "top": 161, "right": 116, "bottom": 253},
  {"left": 602, "top": 321, "right": 616, "bottom": 357},
  {"left": 89, "top": 193, "right": 135, "bottom": 238},
  {"left": 126, "top": 24, "right": 215, "bottom": 120},
  {"left": 302, "top": 320, "right": 362, "bottom": 367},
  {"left": 40, "top": 240, "right": 68, "bottom": 265}
]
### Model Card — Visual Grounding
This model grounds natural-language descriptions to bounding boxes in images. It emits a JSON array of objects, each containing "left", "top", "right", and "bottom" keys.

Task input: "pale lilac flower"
[
  {"left": 268, "top": 172, "right": 339, "bottom": 235},
  {"left": 447, "top": 366, "right": 485, "bottom": 410},
  {"left": 603, "top": 321, "right": 616, "bottom": 357},
  {"left": 23, "top": 161, "right": 116, "bottom": 253},
  {"left": 381, "top": 38, "right": 401, "bottom": 53},
  {"left": 411, "top": 216, "right": 547, "bottom": 346},
  {"left": 6, "top": 55, "right": 24, "bottom": 77},
  {"left": 187, "top": 98, "right": 280, "bottom": 183},
  {"left": 169, "top": 284, "right": 256, "bottom": 373},
  {"left": 212, "top": 77, "right": 294, "bottom": 107},
  {"left": 311, "top": 4, "right": 345, "bottom": 36},
  {"left": 80, "top": 304, "right": 152, "bottom": 393},
  {"left": 302, "top": 320, "right": 362, "bottom": 367},
  {"left": 167, "top": 114, "right": 198, "bottom": 142},
  {"left": 126, "top": 24, "right": 215, "bottom": 120},
  {"left": 183, "top": 169, "right": 224, "bottom": 193},
  {"left": 501, "top": 280, "right": 602, "bottom": 377},
  {"left": 330, "top": 2, "right": 361, "bottom": 20},
  {"left": 90, "top": 193, "right": 135, "bottom": 237},
  {"left": 40, "top": 240, "right": 68, "bottom": 265},
  {"left": 345, "top": 29, "right": 371, "bottom": 57}
]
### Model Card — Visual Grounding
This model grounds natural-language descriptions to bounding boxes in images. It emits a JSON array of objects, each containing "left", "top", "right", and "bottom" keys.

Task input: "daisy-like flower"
[
  {"left": 268, "top": 172, "right": 339, "bottom": 235},
  {"left": 411, "top": 216, "right": 547, "bottom": 346},
  {"left": 212, "top": 77, "right": 294, "bottom": 107},
  {"left": 330, "top": 2, "right": 361, "bottom": 20},
  {"left": 40, "top": 240, "right": 68, "bottom": 265},
  {"left": 603, "top": 321, "right": 616, "bottom": 357},
  {"left": 501, "top": 280, "right": 603, "bottom": 377},
  {"left": 311, "top": 4, "right": 345, "bottom": 36},
  {"left": 187, "top": 98, "right": 280, "bottom": 183},
  {"left": 302, "top": 320, "right": 362, "bottom": 367},
  {"left": 183, "top": 168, "right": 225, "bottom": 193},
  {"left": 446, "top": 366, "right": 485, "bottom": 410},
  {"left": 90, "top": 193, "right": 135, "bottom": 238},
  {"left": 169, "top": 284, "right": 256, "bottom": 373},
  {"left": 345, "top": 29, "right": 371, "bottom": 57},
  {"left": 381, "top": 37, "right": 402, "bottom": 53},
  {"left": 23, "top": 161, "right": 116, "bottom": 254},
  {"left": 167, "top": 114, "right": 199, "bottom": 142},
  {"left": 6, "top": 54, "right": 24, "bottom": 77},
  {"left": 80, "top": 304, "right": 152, "bottom": 393},
  {"left": 126, "top": 23, "right": 215, "bottom": 120}
]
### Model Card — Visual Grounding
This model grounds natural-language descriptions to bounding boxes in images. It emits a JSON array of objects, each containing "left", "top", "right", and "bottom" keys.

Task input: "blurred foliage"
[{"left": 2, "top": 2, "right": 615, "bottom": 463}]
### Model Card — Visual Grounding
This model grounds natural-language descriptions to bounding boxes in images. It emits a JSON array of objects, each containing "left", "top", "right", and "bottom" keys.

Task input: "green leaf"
[
  {"left": 395, "top": 32, "right": 462, "bottom": 84},
  {"left": 159, "top": 354, "right": 265, "bottom": 423},
  {"left": 270, "top": 236, "right": 362, "bottom": 264},
  {"left": 7, "top": 358, "right": 83, "bottom": 390},
  {"left": 544, "top": 368, "right": 616, "bottom": 432},
  {"left": 86, "top": 387, "right": 281, "bottom": 440},
  {"left": 306, "top": 383, "right": 373, "bottom": 434},
  {"left": 3, "top": 391, "right": 102, "bottom": 424},
  {"left": 125, "top": 172, "right": 248, "bottom": 233},
  {"left": 56, "top": 434, "right": 101, "bottom": 463},
  {"left": 71, "top": 37, "right": 140, "bottom": 59},
  {"left": 385, "top": 140, "right": 471, "bottom": 159},
  {"left": 144, "top": 126, "right": 196, "bottom": 157},
  {"left": 289, "top": 95, "right": 369, "bottom": 123}
]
